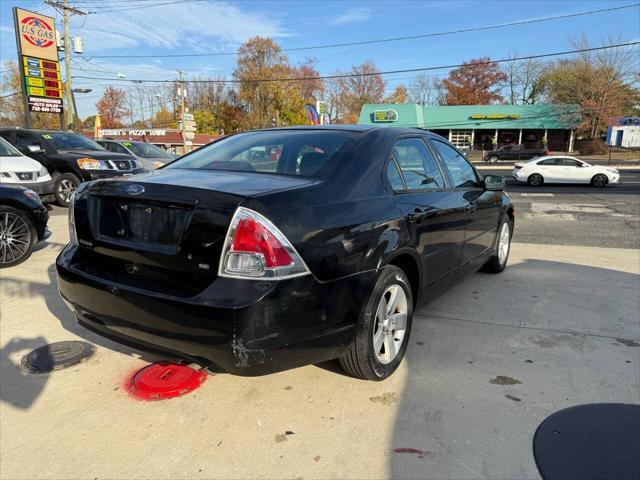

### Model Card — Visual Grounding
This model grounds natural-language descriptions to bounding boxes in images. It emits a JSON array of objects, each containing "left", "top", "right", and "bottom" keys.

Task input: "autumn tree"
[
  {"left": 96, "top": 86, "right": 130, "bottom": 128},
  {"left": 233, "top": 36, "right": 306, "bottom": 129},
  {"left": 335, "top": 61, "right": 386, "bottom": 123},
  {"left": 295, "top": 59, "right": 324, "bottom": 103},
  {"left": 385, "top": 85, "right": 408, "bottom": 103},
  {"left": 539, "top": 35, "right": 638, "bottom": 138},
  {"left": 442, "top": 57, "right": 507, "bottom": 105}
]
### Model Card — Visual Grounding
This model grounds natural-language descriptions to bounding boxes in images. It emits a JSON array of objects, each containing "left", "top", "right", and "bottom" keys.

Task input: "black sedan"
[
  {"left": 57, "top": 126, "right": 514, "bottom": 380},
  {"left": 1, "top": 184, "right": 50, "bottom": 268}
]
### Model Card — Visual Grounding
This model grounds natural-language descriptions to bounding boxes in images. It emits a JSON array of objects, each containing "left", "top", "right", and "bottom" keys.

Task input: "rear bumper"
[
  {"left": 81, "top": 168, "right": 146, "bottom": 182},
  {"left": 56, "top": 244, "right": 374, "bottom": 375}
]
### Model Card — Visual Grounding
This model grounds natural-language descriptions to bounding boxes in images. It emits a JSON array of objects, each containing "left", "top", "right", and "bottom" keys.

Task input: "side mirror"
[
  {"left": 483, "top": 175, "right": 505, "bottom": 191},
  {"left": 27, "top": 145, "right": 45, "bottom": 155}
]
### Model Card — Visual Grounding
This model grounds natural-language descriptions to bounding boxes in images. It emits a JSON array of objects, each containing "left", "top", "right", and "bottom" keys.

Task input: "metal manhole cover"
[
  {"left": 21, "top": 341, "right": 95, "bottom": 373},
  {"left": 129, "top": 362, "right": 207, "bottom": 400}
]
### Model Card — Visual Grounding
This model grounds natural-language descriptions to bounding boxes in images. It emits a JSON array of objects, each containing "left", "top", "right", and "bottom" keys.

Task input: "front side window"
[
  {"left": 562, "top": 158, "right": 582, "bottom": 167},
  {"left": 166, "top": 130, "right": 360, "bottom": 177},
  {"left": 44, "top": 132, "right": 104, "bottom": 151},
  {"left": 126, "top": 142, "right": 172, "bottom": 158},
  {"left": 431, "top": 140, "right": 479, "bottom": 188},
  {"left": 391, "top": 138, "right": 445, "bottom": 190}
]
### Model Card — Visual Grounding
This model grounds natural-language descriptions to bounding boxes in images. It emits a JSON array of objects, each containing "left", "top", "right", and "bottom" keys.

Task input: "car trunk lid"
[{"left": 74, "top": 169, "right": 315, "bottom": 296}]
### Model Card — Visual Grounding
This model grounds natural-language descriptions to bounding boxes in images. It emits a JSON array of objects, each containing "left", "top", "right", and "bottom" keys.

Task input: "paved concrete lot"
[{"left": 1, "top": 185, "right": 639, "bottom": 479}]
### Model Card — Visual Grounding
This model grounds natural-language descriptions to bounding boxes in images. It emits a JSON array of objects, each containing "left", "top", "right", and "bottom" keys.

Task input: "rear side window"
[
  {"left": 431, "top": 140, "right": 479, "bottom": 188},
  {"left": 537, "top": 158, "right": 561, "bottom": 166},
  {"left": 166, "top": 130, "right": 360, "bottom": 177},
  {"left": 386, "top": 160, "right": 405, "bottom": 191},
  {"left": 390, "top": 138, "right": 445, "bottom": 190}
]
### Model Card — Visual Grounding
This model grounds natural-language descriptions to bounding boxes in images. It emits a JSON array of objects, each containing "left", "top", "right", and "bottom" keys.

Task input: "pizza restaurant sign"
[
  {"left": 101, "top": 129, "right": 167, "bottom": 137},
  {"left": 469, "top": 114, "right": 521, "bottom": 120}
]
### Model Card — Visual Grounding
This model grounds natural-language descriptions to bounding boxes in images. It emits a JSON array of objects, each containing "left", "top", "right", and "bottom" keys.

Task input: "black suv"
[{"left": 0, "top": 127, "right": 144, "bottom": 207}]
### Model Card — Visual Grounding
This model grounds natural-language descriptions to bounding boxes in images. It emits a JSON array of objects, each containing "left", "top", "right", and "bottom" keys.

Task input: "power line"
[
  {"left": 73, "top": 42, "right": 640, "bottom": 84},
  {"left": 87, "top": 3, "right": 640, "bottom": 58}
]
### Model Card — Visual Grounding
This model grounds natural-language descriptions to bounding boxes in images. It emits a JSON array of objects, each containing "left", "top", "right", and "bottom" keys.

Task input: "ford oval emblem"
[{"left": 125, "top": 184, "right": 145, "bottom": 195}]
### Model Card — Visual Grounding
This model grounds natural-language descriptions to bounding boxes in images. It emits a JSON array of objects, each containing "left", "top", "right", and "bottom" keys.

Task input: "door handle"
[
  {"left": 408, "top": 208, "right": 427, "bottom": 223},
  {"left": 466, "top": 202, "right": 478, "bottom": 212}
]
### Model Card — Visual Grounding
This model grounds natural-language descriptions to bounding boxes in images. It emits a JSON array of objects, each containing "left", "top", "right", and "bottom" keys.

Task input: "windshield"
[
  {"left": 125, "top": 141, "right": 173, "bottom": 158},
  {"left": 0, "top": 137, "right": 22, "bottom": 157},
  {"left": 165, "top": 130, "right": 360, "bottom": 177},
  {"left": 43, "top": 132, "right": 105, "bottom": 151}
]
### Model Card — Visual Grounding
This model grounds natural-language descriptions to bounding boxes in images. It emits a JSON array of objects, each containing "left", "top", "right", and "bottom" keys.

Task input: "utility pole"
[
  {"left": 178, "top": 70, "right": 187, "bottom": 153},
  {"left": 45, "top": 0, "right": 86, "bottom": 131}
]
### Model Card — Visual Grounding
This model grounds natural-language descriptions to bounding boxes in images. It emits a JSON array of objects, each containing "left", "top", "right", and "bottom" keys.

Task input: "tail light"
[
  {"left": 219, "top": 207, "right": 310, "bottom": 280},
  {"left": 68, "top": 192, "right": 79, "bottom": 246}
]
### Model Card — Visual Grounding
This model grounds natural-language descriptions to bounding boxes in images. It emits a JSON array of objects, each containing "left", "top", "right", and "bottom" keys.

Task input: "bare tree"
[
  {"left": 408, "top": 73, "right": 436, "bottom": 105},
  {"left": 504, "top": 52, "right": 545, "bottom": 105}
]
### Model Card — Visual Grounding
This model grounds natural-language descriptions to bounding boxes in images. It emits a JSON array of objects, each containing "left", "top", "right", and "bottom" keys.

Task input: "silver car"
[{"left": 97, "top": 140, "right": 176, "bottom": 171}]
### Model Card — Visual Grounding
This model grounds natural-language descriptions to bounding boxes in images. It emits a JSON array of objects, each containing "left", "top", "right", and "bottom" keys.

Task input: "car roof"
[{"left": 242, "top": 125, "right": 436, "bottom": 135}]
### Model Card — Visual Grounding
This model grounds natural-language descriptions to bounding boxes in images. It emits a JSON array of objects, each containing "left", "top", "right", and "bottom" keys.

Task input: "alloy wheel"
[
  {"left": 497, "top": 222, "right": 511, "bottom": 265},
  {"left": 372, "top": 284, "right": 408, "bottom": 365},
  {"left": 58, "top": 179, "right": 76, "bottom": 203},
  {"left": 0, "top": 211, "right": 31, "bottom": 265},
  {"left": 593, "top": 175, "right": 607, "bottom": 187}
]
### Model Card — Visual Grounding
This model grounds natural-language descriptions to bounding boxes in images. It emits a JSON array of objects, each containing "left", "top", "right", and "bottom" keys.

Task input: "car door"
[
  {"left": 387, "top": 137, "right": 465, "bottom": 286},
  {"left": 560, "top": 158, "right": 590, "bottom": 183},
  {"left": 429, "top": 138, "right": 501, "bottom": 265},
  {"left": 14, "top": 131, "right": 48, "bottom": 167},
  {"left": 535, "top": 157, "right": 563, "bottom": 182}
]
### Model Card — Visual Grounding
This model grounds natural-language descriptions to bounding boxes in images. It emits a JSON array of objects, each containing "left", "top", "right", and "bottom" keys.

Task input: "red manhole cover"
[{"left": 129, "top": 362, "right": 206, "bottom": 400}]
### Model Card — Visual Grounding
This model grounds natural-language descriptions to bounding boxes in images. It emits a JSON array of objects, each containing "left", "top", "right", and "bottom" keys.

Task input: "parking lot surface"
[{"left": 1, "top": 181, "right": 639, "bottom": 479}]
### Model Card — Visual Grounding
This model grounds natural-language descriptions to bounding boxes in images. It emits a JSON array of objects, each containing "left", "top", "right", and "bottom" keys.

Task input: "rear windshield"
[
  {"left": 165, "top": 130, "right": 360, "bottom": 177},
  {"left": 43, "top": 132, "right": 105, "bottom": 151}
]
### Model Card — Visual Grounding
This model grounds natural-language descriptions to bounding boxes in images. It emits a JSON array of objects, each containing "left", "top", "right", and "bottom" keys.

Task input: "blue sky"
[{"left": 1, "top": 0, "right": 639, "bottom": 119}]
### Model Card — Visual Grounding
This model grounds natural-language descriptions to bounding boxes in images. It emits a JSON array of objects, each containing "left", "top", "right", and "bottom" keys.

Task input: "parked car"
[
  {"left": 512, "top": 156, "right": 620, "bottom": 187},
  {"left": 0, "top": 184, "right": 50, "bottom": 268},
  {"left": 0, "top": 137, "right": 55, "bottom": 204},
  {"left": 0, "top": 127, "right": 145, "bottom": 207},
  {"left": 97, "top": 139, "right": 176, "bottom": 170},
  {"left": 57, "top": 126, "right": 514, "bottom": 380},
  {"left": 483, "top": 144, "right": 548, "bottom": 163}
]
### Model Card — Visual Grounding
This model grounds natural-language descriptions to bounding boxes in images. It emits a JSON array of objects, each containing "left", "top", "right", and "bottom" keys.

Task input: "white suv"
[{"left": 0, "top": 137, "right": 54, "bottom": 203}]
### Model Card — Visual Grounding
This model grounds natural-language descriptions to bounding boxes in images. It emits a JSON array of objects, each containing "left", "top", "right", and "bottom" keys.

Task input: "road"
[{"left": 1, "top": 175, "right": 638, "bottom": 480}]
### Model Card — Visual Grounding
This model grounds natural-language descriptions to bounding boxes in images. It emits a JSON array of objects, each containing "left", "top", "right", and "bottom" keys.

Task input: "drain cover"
[
  {"left": 129, "top": 362, "right": 206, "bottom": 400},
  {"left": 21, "top": 341, "right": 95, "bottom": 373}
]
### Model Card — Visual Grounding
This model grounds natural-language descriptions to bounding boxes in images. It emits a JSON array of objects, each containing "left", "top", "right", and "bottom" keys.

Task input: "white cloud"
[
  {"left": 0, "top": 25, "right": 13, "bottom": 34},
  {"left": 330, "top": 7, "right": 372, "bottom": 26},
  {"left": 72, "top": 2, "right": 292, "bottom": 53}
]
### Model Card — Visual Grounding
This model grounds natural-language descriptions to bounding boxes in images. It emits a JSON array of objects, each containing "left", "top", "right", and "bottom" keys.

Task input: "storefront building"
[
  {"left": 358, "top": 104, "right": 582, "bottom": 152},
  {"left": 82, "top": 128, "right": 221, "bottom": 155}
]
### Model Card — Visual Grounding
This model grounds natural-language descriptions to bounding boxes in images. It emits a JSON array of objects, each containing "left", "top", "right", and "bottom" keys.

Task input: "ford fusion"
[{"left": 57, "top": 126, "right": 514, "bottom": 380}]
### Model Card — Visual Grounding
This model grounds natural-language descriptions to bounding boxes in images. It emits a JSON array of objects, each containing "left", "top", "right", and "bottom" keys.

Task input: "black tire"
[
  {"left": 54, "top": 172, "right": 80, "bottom": 207},
  {"left": 489, "top": 156, "right": 499, "bottom": 163},
  {"left": 0, "top": 205, "right": 36, "bottom": 268},
  {"left": 527, "top": 173, "right": 544, "bottom": 186},
  {"left": 482, "top": 217, "right": 513, "bottom": 274},
  {"left": 339, "top": 265, "right": 413, "bottom": 381},
  {"left": 591, "top": 174, "right": 608, "bottom": 188}
]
